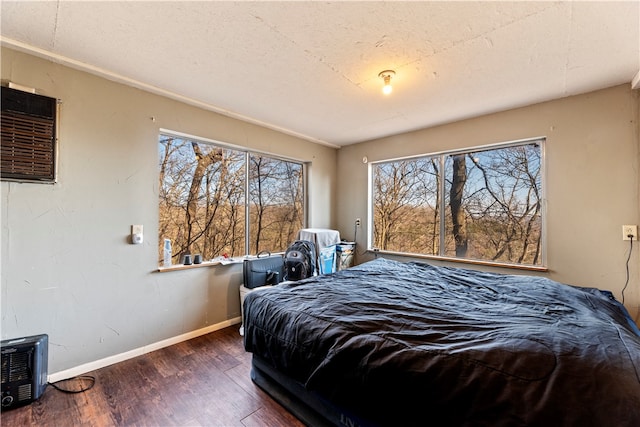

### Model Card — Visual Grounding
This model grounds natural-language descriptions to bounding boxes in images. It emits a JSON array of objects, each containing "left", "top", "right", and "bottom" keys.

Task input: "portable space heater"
[{"left": 1, "top": 334, "right": 48, "bottom": 410}]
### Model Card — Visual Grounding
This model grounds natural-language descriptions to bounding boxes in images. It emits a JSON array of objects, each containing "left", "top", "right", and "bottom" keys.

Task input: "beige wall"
[
  {"left": 1, "top": 48, "right": 337, "bottom": 374},
  {"left": 337, "top": 84, "right": 640, "bottom": 324}
]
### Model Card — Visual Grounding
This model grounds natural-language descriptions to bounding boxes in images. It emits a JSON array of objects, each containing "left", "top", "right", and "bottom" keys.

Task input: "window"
[
  {"left": 1, "top": 86, "right": 57, "bottom": 183},
  {"left": 371, "top": 138, "right": 544, "bottom": 267},
  {"left": 158, "top": 133, "right": 305, "bottom": 266}
]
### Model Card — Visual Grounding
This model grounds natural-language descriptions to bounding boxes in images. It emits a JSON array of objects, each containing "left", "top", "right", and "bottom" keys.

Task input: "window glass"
[
  {"left": 373, "top": 158, "right": 440, "bottom": 254},
  {"left": 159, "top": 134, "right": 304, "bottom": 266},
  {"left": 249, "top": 154, "right": 304, "bottom": 254},
  {"left": 372, "top": 139, "right": 543, "bottom": 267}
]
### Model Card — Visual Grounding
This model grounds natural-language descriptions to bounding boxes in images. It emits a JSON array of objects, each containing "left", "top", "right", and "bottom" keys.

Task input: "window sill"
[
  {"left": 367, "top": 249, "right": 548, "bottom": 273},
  {"left": 157, "top": 257, "right": 243, "bottom": 273}
]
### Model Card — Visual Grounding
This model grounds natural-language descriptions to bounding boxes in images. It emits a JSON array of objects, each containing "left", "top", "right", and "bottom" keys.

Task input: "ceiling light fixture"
[{"left": 378, "top": 70, "right": 395, "bottom": 95}]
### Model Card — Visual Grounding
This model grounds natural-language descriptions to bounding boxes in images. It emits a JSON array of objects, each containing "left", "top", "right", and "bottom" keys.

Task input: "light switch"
[{"left": 131, "top": 224, "right": 143, "bottom": 244}]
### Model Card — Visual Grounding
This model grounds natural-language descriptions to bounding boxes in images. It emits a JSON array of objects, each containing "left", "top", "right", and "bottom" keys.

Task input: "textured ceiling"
[{"left": 1, "top": 1, "right": 639, "bottom": 147}]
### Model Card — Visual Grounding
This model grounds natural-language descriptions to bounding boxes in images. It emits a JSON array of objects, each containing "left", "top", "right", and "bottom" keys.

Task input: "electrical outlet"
[
  {"left": 622, "top": 225, "right": 638, "bottom": 241},
  {"left": 355, "top": 218, "right": 361, "bottom": 227}
]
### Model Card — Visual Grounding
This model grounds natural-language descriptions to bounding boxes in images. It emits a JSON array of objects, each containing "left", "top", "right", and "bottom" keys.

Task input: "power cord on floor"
[
  {"left": 622, "top": 235, "right": 634, "bottom": 305},
  {"left": 48, "top": 375, "right": 96, "bottom": 394}
]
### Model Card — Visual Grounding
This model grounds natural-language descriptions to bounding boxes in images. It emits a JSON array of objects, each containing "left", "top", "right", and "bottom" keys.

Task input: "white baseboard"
[{"left": 48, "top": 317, "right": 242, "bottom": 383}]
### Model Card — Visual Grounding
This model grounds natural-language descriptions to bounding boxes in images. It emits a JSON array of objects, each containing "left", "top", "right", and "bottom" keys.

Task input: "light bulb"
[{"left": 378, "top": 70, "right": 395, "bottom": 96}]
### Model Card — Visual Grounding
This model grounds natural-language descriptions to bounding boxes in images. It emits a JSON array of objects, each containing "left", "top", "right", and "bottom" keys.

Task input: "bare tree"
[
  {"left": 450, "top": 155, "right": 468, "bottom": 257},
  {"left": 184, "top": 143, "right": 223, "bottom": 255},
  {"left": 373, "top": 160, "right": 437, "bottom": 251},
  {"left": 249, "top": 155, "right": 303, "bottom": 253},
  {"left": 429, "top": 159, "right": 440, "bottom": 254},
  {"left": 463, "top": 145, "right": 541, "bottom": 264},
  {"left": 374, "top": 161, "right": 414, "bottom": 249}
]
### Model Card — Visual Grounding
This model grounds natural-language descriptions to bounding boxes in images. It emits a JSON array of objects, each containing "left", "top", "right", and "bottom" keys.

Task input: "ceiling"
[{"left": 1, "top": 1, "right": 639, "bottom": 147}]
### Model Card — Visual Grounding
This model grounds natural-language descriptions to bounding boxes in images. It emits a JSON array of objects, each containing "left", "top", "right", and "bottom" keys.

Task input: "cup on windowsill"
[
  {"left": 193, "top": 254, "right": 202, "bottom": 264},
  {"left": 182, "top": 254, "right": 192, "bottom": 265}
]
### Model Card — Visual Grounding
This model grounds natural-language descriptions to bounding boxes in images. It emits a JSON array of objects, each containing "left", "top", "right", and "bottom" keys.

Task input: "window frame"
[
  {"left": 158, "top": 129, "right": 307, "bottom": 265},
  {"left": 368, "top": 137, "right": 546, "bottom": 271}
]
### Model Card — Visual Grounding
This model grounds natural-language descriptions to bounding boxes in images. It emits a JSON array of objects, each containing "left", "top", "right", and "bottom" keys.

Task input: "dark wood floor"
[{"left": 1, "top": 326, "right": 304, "bottom": 427}]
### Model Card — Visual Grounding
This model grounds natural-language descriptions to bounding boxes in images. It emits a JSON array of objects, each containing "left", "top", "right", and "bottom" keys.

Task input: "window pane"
[
  {"left": 158, "top": 136, "right": 245, "bottom": 263},
  {"left": 372, "top": 158, "right": 440, "bottom": 254},
  {"left": 249, "top": 155, "right": 304, "bottom": 253},
  {"left": 444, "top": 143, "right": 542, "bottom": 265}
]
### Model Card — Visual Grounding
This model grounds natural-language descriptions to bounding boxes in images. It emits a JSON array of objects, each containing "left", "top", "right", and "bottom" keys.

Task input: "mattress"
[{"left": 243, "top": 258, "right": 640, "bottom": 426}]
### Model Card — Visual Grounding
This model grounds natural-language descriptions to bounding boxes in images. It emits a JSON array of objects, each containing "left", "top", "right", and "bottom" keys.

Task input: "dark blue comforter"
[{"left": 244, "top": 258, "right": 640, "bottom": 426}]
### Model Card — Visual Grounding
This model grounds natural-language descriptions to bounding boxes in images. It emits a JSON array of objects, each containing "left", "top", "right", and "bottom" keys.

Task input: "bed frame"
[{"left": 251, "top": 355, "right": 371, "bottom": 427}]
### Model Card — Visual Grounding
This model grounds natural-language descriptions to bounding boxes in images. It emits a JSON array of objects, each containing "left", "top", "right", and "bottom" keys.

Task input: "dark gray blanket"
[{"left": 244, "top": 258, "right": 640, "bottom": 426}]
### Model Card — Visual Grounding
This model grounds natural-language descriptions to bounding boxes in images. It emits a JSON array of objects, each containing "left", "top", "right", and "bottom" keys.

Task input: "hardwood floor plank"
[
  {"left": 0, "top": 326, "right": 303, "bottom": 427},
  {"left": 241, "top": 404, "right": 305, "bottom": 427}
]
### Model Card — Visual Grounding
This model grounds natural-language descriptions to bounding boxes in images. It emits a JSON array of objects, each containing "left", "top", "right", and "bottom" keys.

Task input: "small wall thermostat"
[{"left": 131, "top": 224, "right": 143, "bottom": 244}]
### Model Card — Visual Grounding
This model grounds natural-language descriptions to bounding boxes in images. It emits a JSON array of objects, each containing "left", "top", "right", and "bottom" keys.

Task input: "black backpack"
[{"left": 284, "top": 240, "right": 316, "bottom": 281}]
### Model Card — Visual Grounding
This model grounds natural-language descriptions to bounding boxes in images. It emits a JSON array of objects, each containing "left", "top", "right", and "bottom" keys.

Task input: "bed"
[{"left": 243, "top": 258, "right": 640, "bottom": 426}]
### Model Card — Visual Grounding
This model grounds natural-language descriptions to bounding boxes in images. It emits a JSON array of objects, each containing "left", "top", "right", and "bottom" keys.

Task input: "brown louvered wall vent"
[{"left": 1, "top": 86, "right": 57, "bottom": 183}]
